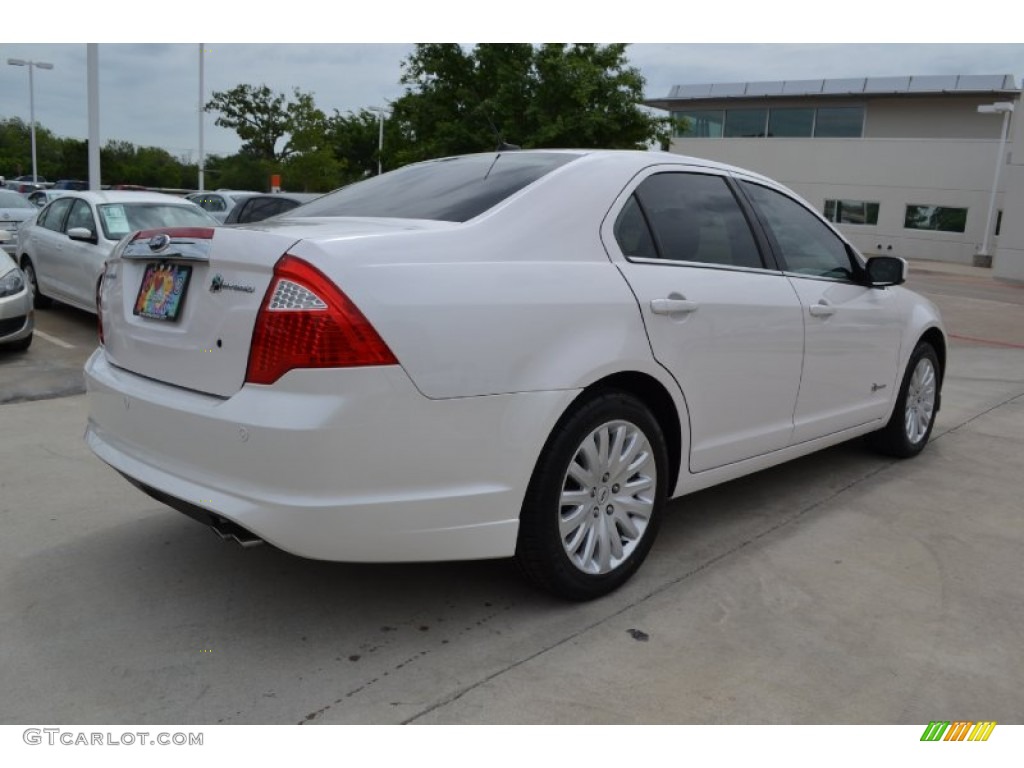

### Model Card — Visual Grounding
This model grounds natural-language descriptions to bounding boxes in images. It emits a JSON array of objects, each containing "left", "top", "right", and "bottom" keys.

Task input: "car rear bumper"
[{"left": 84, "top": 350, "right": 578, "bottom": 562}]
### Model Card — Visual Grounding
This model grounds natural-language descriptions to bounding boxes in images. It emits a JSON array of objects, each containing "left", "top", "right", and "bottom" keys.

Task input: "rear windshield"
[
  {"left": 97, "top": 203, "right": 216, "bottom": 240},
  {"left": 0, "top": 190, "right": 34, "bottom": 209},
  {"left": 290, "top": 152, "right": 579, "bottom": 223}
]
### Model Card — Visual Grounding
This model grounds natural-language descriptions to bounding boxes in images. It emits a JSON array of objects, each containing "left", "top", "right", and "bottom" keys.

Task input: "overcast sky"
[{"left": 3, "top": 5, "right": 1021, "bottom": 161}]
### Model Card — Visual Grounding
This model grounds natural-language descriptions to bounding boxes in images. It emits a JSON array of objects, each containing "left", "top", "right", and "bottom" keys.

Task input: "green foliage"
[
  {"left": 389, "top": 44, "right": 671, "bottom": 164},
  {"left": 4, "top": 44, "right": 664, "bottom": 194},
  {"left": 205, "top": 84, "right": 291, "bottom": 161}
]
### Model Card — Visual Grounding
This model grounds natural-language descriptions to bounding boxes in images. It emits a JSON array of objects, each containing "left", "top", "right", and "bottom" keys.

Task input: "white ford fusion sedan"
[{"left": 85, "top": 150, "right": 945, "bottom": 600}]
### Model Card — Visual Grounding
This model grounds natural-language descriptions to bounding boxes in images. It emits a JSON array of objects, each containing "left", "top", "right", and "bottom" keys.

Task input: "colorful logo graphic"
[{"left": 920, "top": 721, "right": 997, "bottom": 742}]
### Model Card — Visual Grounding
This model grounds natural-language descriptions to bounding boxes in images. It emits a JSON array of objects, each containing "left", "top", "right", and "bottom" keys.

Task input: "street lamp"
[
  {"left": 368, "top": 105, "right": 391, "bottom": 175},
  {"left": 7, "top": 58, "right": 55, "bottom": 185},
  {"left": 976, "top": 101, "right": 1015, "bottom": 263}
]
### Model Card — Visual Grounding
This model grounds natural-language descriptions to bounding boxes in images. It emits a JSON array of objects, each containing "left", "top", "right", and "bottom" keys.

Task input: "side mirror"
[
  {"left": 866, "top": 256, "right": 906, "bottom": 287},
  {"left": 67, "top": 227, "right": 97, "bottom": 243}
]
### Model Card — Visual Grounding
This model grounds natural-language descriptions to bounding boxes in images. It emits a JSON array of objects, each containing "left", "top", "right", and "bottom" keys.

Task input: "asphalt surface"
[{"left": 0, "top": 260, "right": 1022, "bottom": 724}]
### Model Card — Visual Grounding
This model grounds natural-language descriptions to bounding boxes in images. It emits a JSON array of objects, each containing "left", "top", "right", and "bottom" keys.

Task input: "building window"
[
  {"left": 768, "top": 108, "right": 815, "bottom": 137},
  {"left": 996, "top": 210, "right": 1002, "bottom": 236},
  {"left": 724, "top": 109, "right": 768, "bottom": 137},
  {"left": 673, "top": 110, "right": 724, "bottom": 138},
  {"left": 904, "top": 205, "right": 968, "bottom": 233},
  {"left": 824, "top": 199, "right": 880, "bottom": 225},
  {"left": 813, "top": 107, "right": 864, "bottom": 138}
]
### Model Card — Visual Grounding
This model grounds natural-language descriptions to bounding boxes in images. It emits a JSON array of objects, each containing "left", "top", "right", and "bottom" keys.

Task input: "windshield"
[
  {"left": 97, "top": 203, "right": 216, "bottom": 240},
  {"left": 291, "top": 152, "right": 579, "bottom": 223},
  {"left": 0, "top": 190, "right": 35, "bottom": 209}
]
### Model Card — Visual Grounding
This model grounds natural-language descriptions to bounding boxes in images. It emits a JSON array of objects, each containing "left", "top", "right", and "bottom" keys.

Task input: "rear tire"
[
  {"left": 869, "top": 341, "right": 939, "bottom": 458},
  {"left": 515, "top": 390, "right": 668, "bottom": 600}
]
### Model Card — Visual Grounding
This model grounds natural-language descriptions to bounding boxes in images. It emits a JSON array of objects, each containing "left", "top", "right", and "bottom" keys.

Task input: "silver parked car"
[
  {"left": 0, "top": 189, "right": 38, "bottom": 257},
  {"left": 0, "top": 250, "right": 33, "bottom": 351},
  {"left": 185, "top": 190, "right": 260, "bottom": 223},
  {"left": 17, "top": 191, "right": 218, "bottom": 314}
]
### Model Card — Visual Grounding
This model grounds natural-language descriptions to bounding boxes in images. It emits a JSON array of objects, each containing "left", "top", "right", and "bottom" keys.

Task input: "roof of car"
[{"left": 57, "top": 190, "right": 200, "bottom": 205}]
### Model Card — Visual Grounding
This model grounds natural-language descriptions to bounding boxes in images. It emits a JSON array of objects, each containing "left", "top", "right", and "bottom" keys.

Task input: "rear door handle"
[
  {"left": 651, "top": 298, "right": 699, "bottom": 315},
  {"left": 808, "top": 302, "right": 836, "bottom": 317}
]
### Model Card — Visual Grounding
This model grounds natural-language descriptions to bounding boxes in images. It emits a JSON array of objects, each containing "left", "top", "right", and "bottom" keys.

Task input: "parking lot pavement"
[
  {"left": 1, "top": 264, "right": 1022, "bottom": 725},
  {"left": 0, "top": 303, "right": 96, "bottom": 404}
]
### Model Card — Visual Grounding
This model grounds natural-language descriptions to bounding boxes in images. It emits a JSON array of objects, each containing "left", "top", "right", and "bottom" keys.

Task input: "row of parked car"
[{"left": 0, "top": 186, "right": 324, "bottom": 352}]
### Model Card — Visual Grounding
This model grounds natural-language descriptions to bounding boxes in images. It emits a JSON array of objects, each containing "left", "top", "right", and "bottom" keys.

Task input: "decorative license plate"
[{"left": 133, "top": 262, "right": 192, "bottom": 321}]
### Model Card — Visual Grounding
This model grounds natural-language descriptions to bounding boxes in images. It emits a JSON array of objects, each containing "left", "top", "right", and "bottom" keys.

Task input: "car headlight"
[{"left": 0, "top": 267, "right": 26, "bottom": 298}]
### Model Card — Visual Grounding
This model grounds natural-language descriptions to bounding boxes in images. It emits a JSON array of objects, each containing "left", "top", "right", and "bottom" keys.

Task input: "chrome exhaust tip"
[{"left": 209, "top": 516, "right": 265, "bottom": 548}]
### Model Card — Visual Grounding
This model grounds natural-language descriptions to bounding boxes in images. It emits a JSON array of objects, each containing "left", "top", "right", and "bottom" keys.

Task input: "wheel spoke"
[
  {"left": 566, "top": 456, "right": 596, "bottom": 488},
  {"left": 558, "top": 418, "right": 659, "bottom": 577}
]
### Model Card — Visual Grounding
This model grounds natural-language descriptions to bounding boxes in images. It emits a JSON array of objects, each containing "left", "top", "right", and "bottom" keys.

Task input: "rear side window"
[
  {"left": 190, "top": 195, "right": 227, "bottom": 213},
  {"left": 292, "top": 152, "right": 579, "bottom": 223},
  {"left": 622, "top": 173, "right": 764, "bottom": 269}
]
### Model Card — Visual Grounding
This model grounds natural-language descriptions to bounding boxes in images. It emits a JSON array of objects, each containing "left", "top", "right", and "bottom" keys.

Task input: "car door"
[
  {"left": 738, "top": 180, "right": 904, "bottom": 443},
  {"left": 605, "top": 169, "right": 805, "bottom": 473},
  {"left": 62, "top": 198, "right": 104, "bottom": 309},
  {"left": 26, "top": 196, "right": 74, "bottom": 296}
]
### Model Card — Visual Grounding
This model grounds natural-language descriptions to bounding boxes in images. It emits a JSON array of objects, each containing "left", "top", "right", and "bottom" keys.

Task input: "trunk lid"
[{"left": 100, "top": 227, "right": 299, "bottom": 397}]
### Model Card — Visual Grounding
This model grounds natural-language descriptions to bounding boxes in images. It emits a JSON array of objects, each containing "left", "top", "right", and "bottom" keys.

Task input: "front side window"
[
  {"left": 65, "top": 199, "right": 97, "bottom": 234},
  {"left": 904, "top": 205, "right": 967, "bottom": 233},
  {"left": 626, "top": 173, "right": 764, "bottom": 269},
  {"left": 823, "top": 199, "right": 880, "bottom": 226},
  {"left": 743, "top": 182, "right": 857, "bottom": 280},
  {"left": 40, "top": 198, "right": 74, "bottom": 232},
  {"left": 724, "top": 109, "right": 768, "bottom": 138}
]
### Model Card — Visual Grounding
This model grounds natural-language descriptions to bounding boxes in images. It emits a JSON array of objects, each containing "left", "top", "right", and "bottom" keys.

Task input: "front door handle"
[
  {"left": 651, "top": 297, "right": 699, "bottom": 315},
  {"left": 808, "top": 302, "right": 836, "bottom": 317}
]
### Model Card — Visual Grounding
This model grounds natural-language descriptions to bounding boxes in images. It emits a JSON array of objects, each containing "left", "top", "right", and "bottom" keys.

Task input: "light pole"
[
  {"left": 198, "top": 43, "right": 205, "bottom": 191},
  {"left": 7, "top": 58, "right": 55, "bottom": 184},
  {"left": 368, "top": 106, "right": 390, "bottom": 175},
  {"left": 976, "top": 101, "right": 1015, "bottom": 264}
]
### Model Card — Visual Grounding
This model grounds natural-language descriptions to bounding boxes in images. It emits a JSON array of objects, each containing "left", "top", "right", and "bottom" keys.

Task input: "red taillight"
[{"left": 245, "top": 255, "right": 398, "bottom": 385}]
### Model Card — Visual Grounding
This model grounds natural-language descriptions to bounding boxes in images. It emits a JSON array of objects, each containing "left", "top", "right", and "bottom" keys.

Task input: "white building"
[{"left": 645, "top": 74, "right": 1024, "bottom": 281}]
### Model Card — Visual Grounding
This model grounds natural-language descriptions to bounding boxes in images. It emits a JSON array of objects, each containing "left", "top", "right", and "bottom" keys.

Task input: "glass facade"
[
  {"left": 768, "top": 108, "right": 815, "bottom": 137},
  {"left": 813, "top": 107, "right": 864, "bottom": 138},
  {"left": 673, "top": 110, "right": 724, "bottom": 138},
  {"left": 724, "top": 109, "right": 768, "bottom": 137},
  {"left": 673, "top": 106, "right": 865, "bottom": 139},
  {"left": 904, "top": 205, "right": 968, "bottom": 233},
  {"left": 824, "top": 199, "right": 880, "bottom": 226}
]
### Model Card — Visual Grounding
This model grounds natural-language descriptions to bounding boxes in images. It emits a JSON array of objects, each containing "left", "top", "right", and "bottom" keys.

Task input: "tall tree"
[
  {"left": 205, "top": 84, "right": 292, "bottom": 161},
  {"left": 389, "top": 44, "right": 670, "bottom": 165}
]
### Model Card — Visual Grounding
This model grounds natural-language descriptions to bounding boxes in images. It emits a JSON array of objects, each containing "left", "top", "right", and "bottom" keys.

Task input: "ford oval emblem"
[{"left": 148, "top": 233, "right": 171, "bottom": 252}]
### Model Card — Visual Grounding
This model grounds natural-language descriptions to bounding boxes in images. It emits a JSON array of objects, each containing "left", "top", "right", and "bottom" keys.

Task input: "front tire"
[
  {"left": 516, "top": 391, "right": 668, "bottom": 600},
  {"left": 870, "top": 341, "right": 940, "bottom": 458},
  {"left": 21, "top": 258, "right": 51, "bottom": 309}
]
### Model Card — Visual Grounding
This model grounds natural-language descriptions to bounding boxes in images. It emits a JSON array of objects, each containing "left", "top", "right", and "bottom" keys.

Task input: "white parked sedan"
[
  {"left": 17, "top": 191, "right": 218, "bottom": 314},
  {"left": 84, "top": 150, "right": 945, "bottom": 599}
]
